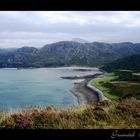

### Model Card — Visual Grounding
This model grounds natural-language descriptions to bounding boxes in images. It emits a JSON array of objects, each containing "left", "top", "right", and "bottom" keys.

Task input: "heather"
[{"left": 0, "top": 97, "right": 140, "bottom": 129}]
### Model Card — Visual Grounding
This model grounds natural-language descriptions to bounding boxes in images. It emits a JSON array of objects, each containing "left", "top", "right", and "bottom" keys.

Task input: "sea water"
[{"left": 0, "top": 67, "right": 99, "bottom": 110}]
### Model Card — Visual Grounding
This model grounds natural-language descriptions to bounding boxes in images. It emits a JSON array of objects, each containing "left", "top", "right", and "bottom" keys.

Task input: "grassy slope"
[
  {"left": 91, "top": 70, "right": 140, "bottom": 100},
  {"left": 91, "top": 73, "right": 120, "bottom": 100},
  {"left": 0, "top": 98, "right": 140, "bottom": 129}
]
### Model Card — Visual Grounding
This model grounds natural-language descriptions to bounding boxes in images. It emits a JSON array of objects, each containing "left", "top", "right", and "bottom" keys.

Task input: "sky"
[{"left": 0, "top": 11, "right": 140, "bottom": 48}]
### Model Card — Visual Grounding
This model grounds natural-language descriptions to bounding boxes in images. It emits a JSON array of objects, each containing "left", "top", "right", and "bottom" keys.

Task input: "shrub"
[
  {"left": 92, "top": 107, "right": 110, "bottom": 121},
  {"left": 2, "top": 114, "right": 34, "bottom": 129}
]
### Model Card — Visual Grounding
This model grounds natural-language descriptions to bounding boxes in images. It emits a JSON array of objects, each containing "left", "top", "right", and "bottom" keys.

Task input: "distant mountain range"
[{"left": 0, "top": 41, "right": 140, "bottom": 68}]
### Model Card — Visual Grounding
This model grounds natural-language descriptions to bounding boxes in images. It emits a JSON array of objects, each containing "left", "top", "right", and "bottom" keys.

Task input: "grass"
[
  {"left": 91, "top": 70, "right": 140, "bottom": 100},
  {"left": 0, "top": 97, "right": 140, "bottom": 129},
  {"left": 91, "top": 73, "right": 120, "bottom": 100}
]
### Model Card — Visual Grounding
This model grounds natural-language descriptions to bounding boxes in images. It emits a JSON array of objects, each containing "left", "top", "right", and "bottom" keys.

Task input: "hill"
[
  {"left": 40, "top": 41, "right": 140, "bottom": 67},
  {"left": 101, "top": 54, "right": 140, "bottom": 72},
  {"left": 0, "top": 41, "right": 140, "bottom": 67}
]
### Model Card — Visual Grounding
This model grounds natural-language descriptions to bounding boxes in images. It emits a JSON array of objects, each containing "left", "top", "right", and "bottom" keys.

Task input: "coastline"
[
  {"left": 71, "top": 79, "right": 98, "bottom": 104},
  {"left": 70, "top": 73, "right": 105, "bottom": 105},
  {"left": 0, "top": 66, "right": 100, "bottom": 72}
]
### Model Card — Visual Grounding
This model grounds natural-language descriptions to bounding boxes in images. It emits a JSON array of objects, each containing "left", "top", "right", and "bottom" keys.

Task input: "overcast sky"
[{"left": 0, "top": 11, "right": 140, "bottom": 48}]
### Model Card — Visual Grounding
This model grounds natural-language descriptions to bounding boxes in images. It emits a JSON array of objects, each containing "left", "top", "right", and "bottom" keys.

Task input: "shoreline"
[
  {"left": 0, "top": 66, "right": 100, "bottom": 71},
  {"left": 70, "top": 73, "right": 105, "bottom": 105},
  {"left": 71, "top": 79, "right": 98, "bottom": 104}
]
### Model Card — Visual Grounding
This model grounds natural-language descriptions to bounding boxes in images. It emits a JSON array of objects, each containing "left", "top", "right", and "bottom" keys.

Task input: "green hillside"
[{"left": 101, "top": 55, "right": 140, "bottom": 72}]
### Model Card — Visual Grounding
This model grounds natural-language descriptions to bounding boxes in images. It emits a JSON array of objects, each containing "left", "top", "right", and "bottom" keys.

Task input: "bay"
[{"left": 0, "top": 67, "right": 99, "bottom": 110}]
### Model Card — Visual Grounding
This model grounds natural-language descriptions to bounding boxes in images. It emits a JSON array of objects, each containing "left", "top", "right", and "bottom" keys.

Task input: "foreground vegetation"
[
  {"left": 0, "top": 97, "right": 140, "bottom": 129},
  {"left": 91, "top": 70, "right": 140, "bottom": 100}
]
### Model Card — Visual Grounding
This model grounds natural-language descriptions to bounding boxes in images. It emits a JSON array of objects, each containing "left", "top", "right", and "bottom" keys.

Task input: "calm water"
[{"left": 0, "top": 67, "right": 98, "bottom": 110}]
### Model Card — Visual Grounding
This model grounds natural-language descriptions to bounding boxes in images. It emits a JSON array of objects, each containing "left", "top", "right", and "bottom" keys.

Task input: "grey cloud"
[{"left": 0, "top": 11, "right": 140, "bottom": 48}]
